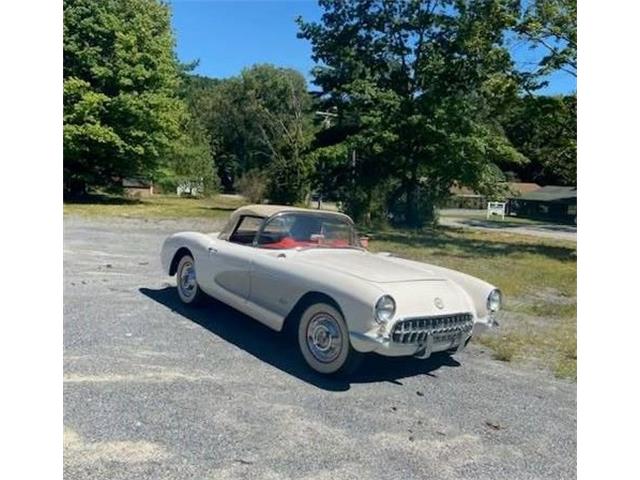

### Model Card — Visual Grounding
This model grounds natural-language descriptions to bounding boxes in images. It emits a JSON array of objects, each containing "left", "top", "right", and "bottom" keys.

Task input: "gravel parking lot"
[{"left": 64, "top": 216, "right": 576, "bottom": 480}]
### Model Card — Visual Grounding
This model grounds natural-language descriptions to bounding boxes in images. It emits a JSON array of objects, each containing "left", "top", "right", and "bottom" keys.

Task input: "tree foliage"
[
  {"left": 298, "top": 0, "right": 527, "bottom": 226},
  {"left": 63, "top": 0, "right": 213, "bottom": 196},
  {"left": 189, "top": 65, "right": 315, "bottom": 203},
  {"left": 517, "top": 0, "right": 577, "bottom": 79},
  {"left": 501, "top": 94, "right": 576, "bottom": 185}
]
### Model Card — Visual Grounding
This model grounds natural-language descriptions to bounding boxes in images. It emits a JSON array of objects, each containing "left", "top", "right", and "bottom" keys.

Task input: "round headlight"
[
  {"left": 487, "top": 289, "right": 502, "bottom": 312},
  {"left": 375, "top": 295, "right": 396, "bottom": 324}
]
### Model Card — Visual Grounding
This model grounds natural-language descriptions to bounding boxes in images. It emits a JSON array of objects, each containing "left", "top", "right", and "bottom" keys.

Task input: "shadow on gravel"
[{"left": 140, "top": 286, "right": 460, "bottom": 392}]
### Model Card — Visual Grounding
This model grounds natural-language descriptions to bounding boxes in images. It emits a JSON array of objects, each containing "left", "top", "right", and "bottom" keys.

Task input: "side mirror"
[{"left": 359, "top": 236, "right": 370, "bottom": 249}]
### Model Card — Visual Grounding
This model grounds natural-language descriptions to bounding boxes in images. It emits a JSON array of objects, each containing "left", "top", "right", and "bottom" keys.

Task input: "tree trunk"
[{"left": 405, "top": 162, "right": 421, "bottom": 228}]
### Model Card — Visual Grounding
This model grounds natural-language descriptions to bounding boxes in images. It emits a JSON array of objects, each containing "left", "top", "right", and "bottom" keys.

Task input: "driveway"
[
  {"left": 439, "top": 210, "right": 577, "bottom": 242},
  {"left": 64, "top": 216, "right": 576, "bottom": 480}
]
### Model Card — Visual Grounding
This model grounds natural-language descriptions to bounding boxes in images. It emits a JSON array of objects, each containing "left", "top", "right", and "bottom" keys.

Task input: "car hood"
[{"left": 291, "top": 249, "right": 443, "bottom": 283}]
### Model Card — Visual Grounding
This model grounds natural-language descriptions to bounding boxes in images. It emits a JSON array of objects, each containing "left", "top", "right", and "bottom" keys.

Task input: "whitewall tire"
[
  {"left": 175, "top": 254, "right": 205, "bottom": 305},
  {"left": 297, "top": 302, "right": 362, "bottom": 375}
]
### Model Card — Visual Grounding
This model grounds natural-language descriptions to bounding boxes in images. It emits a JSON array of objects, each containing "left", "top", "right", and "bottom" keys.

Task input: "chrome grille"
[{"left": 391, "top": 313, "right": 473, "bottom": 344}]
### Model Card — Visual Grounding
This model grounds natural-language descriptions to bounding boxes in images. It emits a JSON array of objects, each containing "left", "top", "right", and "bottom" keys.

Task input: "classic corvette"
[{"left": 161, "top": 205, "right": 502, "bottom": 375}]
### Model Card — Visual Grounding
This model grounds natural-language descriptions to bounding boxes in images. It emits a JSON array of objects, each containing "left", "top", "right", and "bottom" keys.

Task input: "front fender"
[{"left": 160, "top": 232, "right": 219, "bottom": 275}]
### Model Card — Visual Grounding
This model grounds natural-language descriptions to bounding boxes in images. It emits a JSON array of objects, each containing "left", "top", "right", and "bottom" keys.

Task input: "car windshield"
[{"left": 257, "top": 212, "right": 358, "bottom": 249}]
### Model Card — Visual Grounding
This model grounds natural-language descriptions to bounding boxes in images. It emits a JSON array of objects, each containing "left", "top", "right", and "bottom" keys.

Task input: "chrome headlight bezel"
[
  {"left": 487, "top": 289, "right": 502, "bottom": 312},
  {"left": 375, "top": 295, "right": 396, "bottom": 324}
]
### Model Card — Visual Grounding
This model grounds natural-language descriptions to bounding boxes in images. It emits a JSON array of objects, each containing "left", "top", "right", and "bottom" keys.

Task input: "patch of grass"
[
  {"left": 478, "top": 317, "right": 576, "bottom": 380},
  {"left": 64, "top": 194, "right": 247, "bottom": 219},
  {"left": 368, "top": 227, "right": 577, "bottom": 380},
  {"left": 482, "top": 338, "right": 520, "bottom": 362},
  {"left": 511, "top": 301, "right": 576, "bottom": 319}
]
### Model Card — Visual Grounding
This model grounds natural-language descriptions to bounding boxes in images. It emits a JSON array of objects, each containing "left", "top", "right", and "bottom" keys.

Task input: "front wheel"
[
  {"left": 175, "top": 254, "right": 205, "bottom": 305},
  {"left": 297, "top": 303, "right": 363, "bottom": 375}
]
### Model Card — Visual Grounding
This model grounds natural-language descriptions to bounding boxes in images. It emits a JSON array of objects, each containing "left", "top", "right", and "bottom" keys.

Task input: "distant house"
[
  {"left": 444, "top": 182, "right": 541, "bottom": 209},
  {"left": 508, "top": 182, "right": 542, "bottom": 196},
  {"left": 122, "top": 177, "right": 153, "bottom": 197},
  {"left": 508, "top": 186, "right": 577, "bottom": 224}
]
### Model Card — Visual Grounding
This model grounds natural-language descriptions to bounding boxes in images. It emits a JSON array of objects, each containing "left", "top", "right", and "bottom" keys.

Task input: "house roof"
[
  {"left": 508, "top": 182, "right": 541, "bottom": 195},
  {"left": 512, "top": 186, "right": 577, "bottom": 202}
]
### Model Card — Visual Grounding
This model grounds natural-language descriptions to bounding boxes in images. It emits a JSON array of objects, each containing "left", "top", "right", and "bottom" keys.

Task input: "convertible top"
[{"left": 218, "top": 204, "right": 353, "bottom": 240}]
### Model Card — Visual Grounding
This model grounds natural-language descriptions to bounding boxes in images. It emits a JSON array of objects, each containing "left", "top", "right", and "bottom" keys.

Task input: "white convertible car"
[{"left": 161, "top": 205, "right": 502, "bottom": 375}]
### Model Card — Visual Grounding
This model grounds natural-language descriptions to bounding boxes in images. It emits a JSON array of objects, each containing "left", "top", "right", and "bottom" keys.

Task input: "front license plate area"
[{"left": 432, "top": 332, "right": 459, "bottom": 347}]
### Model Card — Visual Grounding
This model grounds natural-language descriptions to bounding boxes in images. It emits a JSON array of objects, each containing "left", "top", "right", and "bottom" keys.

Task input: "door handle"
[{"left": 208, "top": 247, "right": 218, "bottom": 255}]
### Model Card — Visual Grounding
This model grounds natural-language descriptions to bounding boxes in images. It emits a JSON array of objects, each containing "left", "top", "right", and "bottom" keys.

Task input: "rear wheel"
[
  {"left": 175, "top": 254, "right": 205, "bottom": 305},
  {"left": 297, "top": 303, "right": 363, "bottom": 375}
]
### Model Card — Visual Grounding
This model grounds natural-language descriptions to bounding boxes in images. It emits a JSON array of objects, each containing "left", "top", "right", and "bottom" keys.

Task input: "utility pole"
[
  {"left": 313, "top": 108, "right": 339, "bottom": 209},
  {"left": 314, "top": 110, "right": 338, "bottom": 129}
]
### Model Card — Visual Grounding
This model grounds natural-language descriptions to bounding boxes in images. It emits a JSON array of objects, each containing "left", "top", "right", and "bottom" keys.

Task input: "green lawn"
[
  {"left": 63, "top": 194, "right": 246, "bottom": 219},
  {"left": 64, "top": 194, "right": 577, "bottom": 380}
]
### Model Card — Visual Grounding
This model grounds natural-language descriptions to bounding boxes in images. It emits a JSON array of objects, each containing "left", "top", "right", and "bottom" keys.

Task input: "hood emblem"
[{"left": 434, "top": 297, "right": 444, "bottom": 309}]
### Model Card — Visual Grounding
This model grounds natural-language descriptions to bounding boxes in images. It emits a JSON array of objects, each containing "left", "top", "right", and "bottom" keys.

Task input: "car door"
[
  {"left": 199, "top": 215, "right": 262, "bottom": 306},
  {"left": 249, "top": 251, "right": 304, "bottom": 320},
  {"left": 248, "top": 215, "right": 307, "bottom": 321}
]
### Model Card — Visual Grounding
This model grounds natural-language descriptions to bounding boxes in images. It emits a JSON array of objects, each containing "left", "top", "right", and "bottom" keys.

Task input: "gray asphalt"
[{"left": 64, "top": 216, "right": 576, "bottom": 480}]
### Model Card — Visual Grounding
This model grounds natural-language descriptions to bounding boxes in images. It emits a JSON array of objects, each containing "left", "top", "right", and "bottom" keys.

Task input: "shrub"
[{"left": 236, "top": 169, "right": 268, "bottom": 203}]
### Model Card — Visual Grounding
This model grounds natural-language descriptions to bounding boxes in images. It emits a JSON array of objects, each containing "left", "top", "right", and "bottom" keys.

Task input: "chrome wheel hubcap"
[
  {"left": 179, "top": 261, "right": 197, "bottom": 298},
  {"left": 307, "top": 313, "right": 343, "bottom": 363}
]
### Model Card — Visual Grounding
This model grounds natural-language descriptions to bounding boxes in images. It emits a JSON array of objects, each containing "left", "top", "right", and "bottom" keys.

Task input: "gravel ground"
[{"left": 63, "top": 216, "right": 576, "bottom": 480}]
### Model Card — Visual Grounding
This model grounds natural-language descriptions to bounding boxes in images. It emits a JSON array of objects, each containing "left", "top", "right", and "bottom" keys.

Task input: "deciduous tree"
[
  {"left": 190, "top": 65, "right": 315, "bottom": 203},
  {"left": 298, "top": 0, "right": 526, "bottom": 226},
  {"left": 64, "top": 0, "right": 211, "bottom": 196}
]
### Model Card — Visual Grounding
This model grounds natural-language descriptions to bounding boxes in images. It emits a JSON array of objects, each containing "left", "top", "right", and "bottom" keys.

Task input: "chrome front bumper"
[{"left": 350, "top": 312, "right": 498, "bottom": 359}]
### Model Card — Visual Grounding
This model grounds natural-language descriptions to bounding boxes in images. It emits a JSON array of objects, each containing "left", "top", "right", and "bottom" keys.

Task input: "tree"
[
  {"left": 241, "top": 65, "right": 315, "bottom": 204},
  {"left": 189, "top": 65, "right": 315, "bottom": 202},
  {"left": 63, "top": 0, "right": 210, "bottom": 196},
  {"left": 517, "top": 0, "right": 577, "bottom": 79},
  {"left": 298, "top": 0, "right": 526, "bottom": 227},
  {"left": 501, "top": 94, "right": 576, "bottom": 185}
]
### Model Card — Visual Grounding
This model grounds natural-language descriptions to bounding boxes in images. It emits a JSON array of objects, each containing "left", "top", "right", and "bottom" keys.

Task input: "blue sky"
[{"left": 170, "top": 0, "right": 576, "bottom": 95}]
